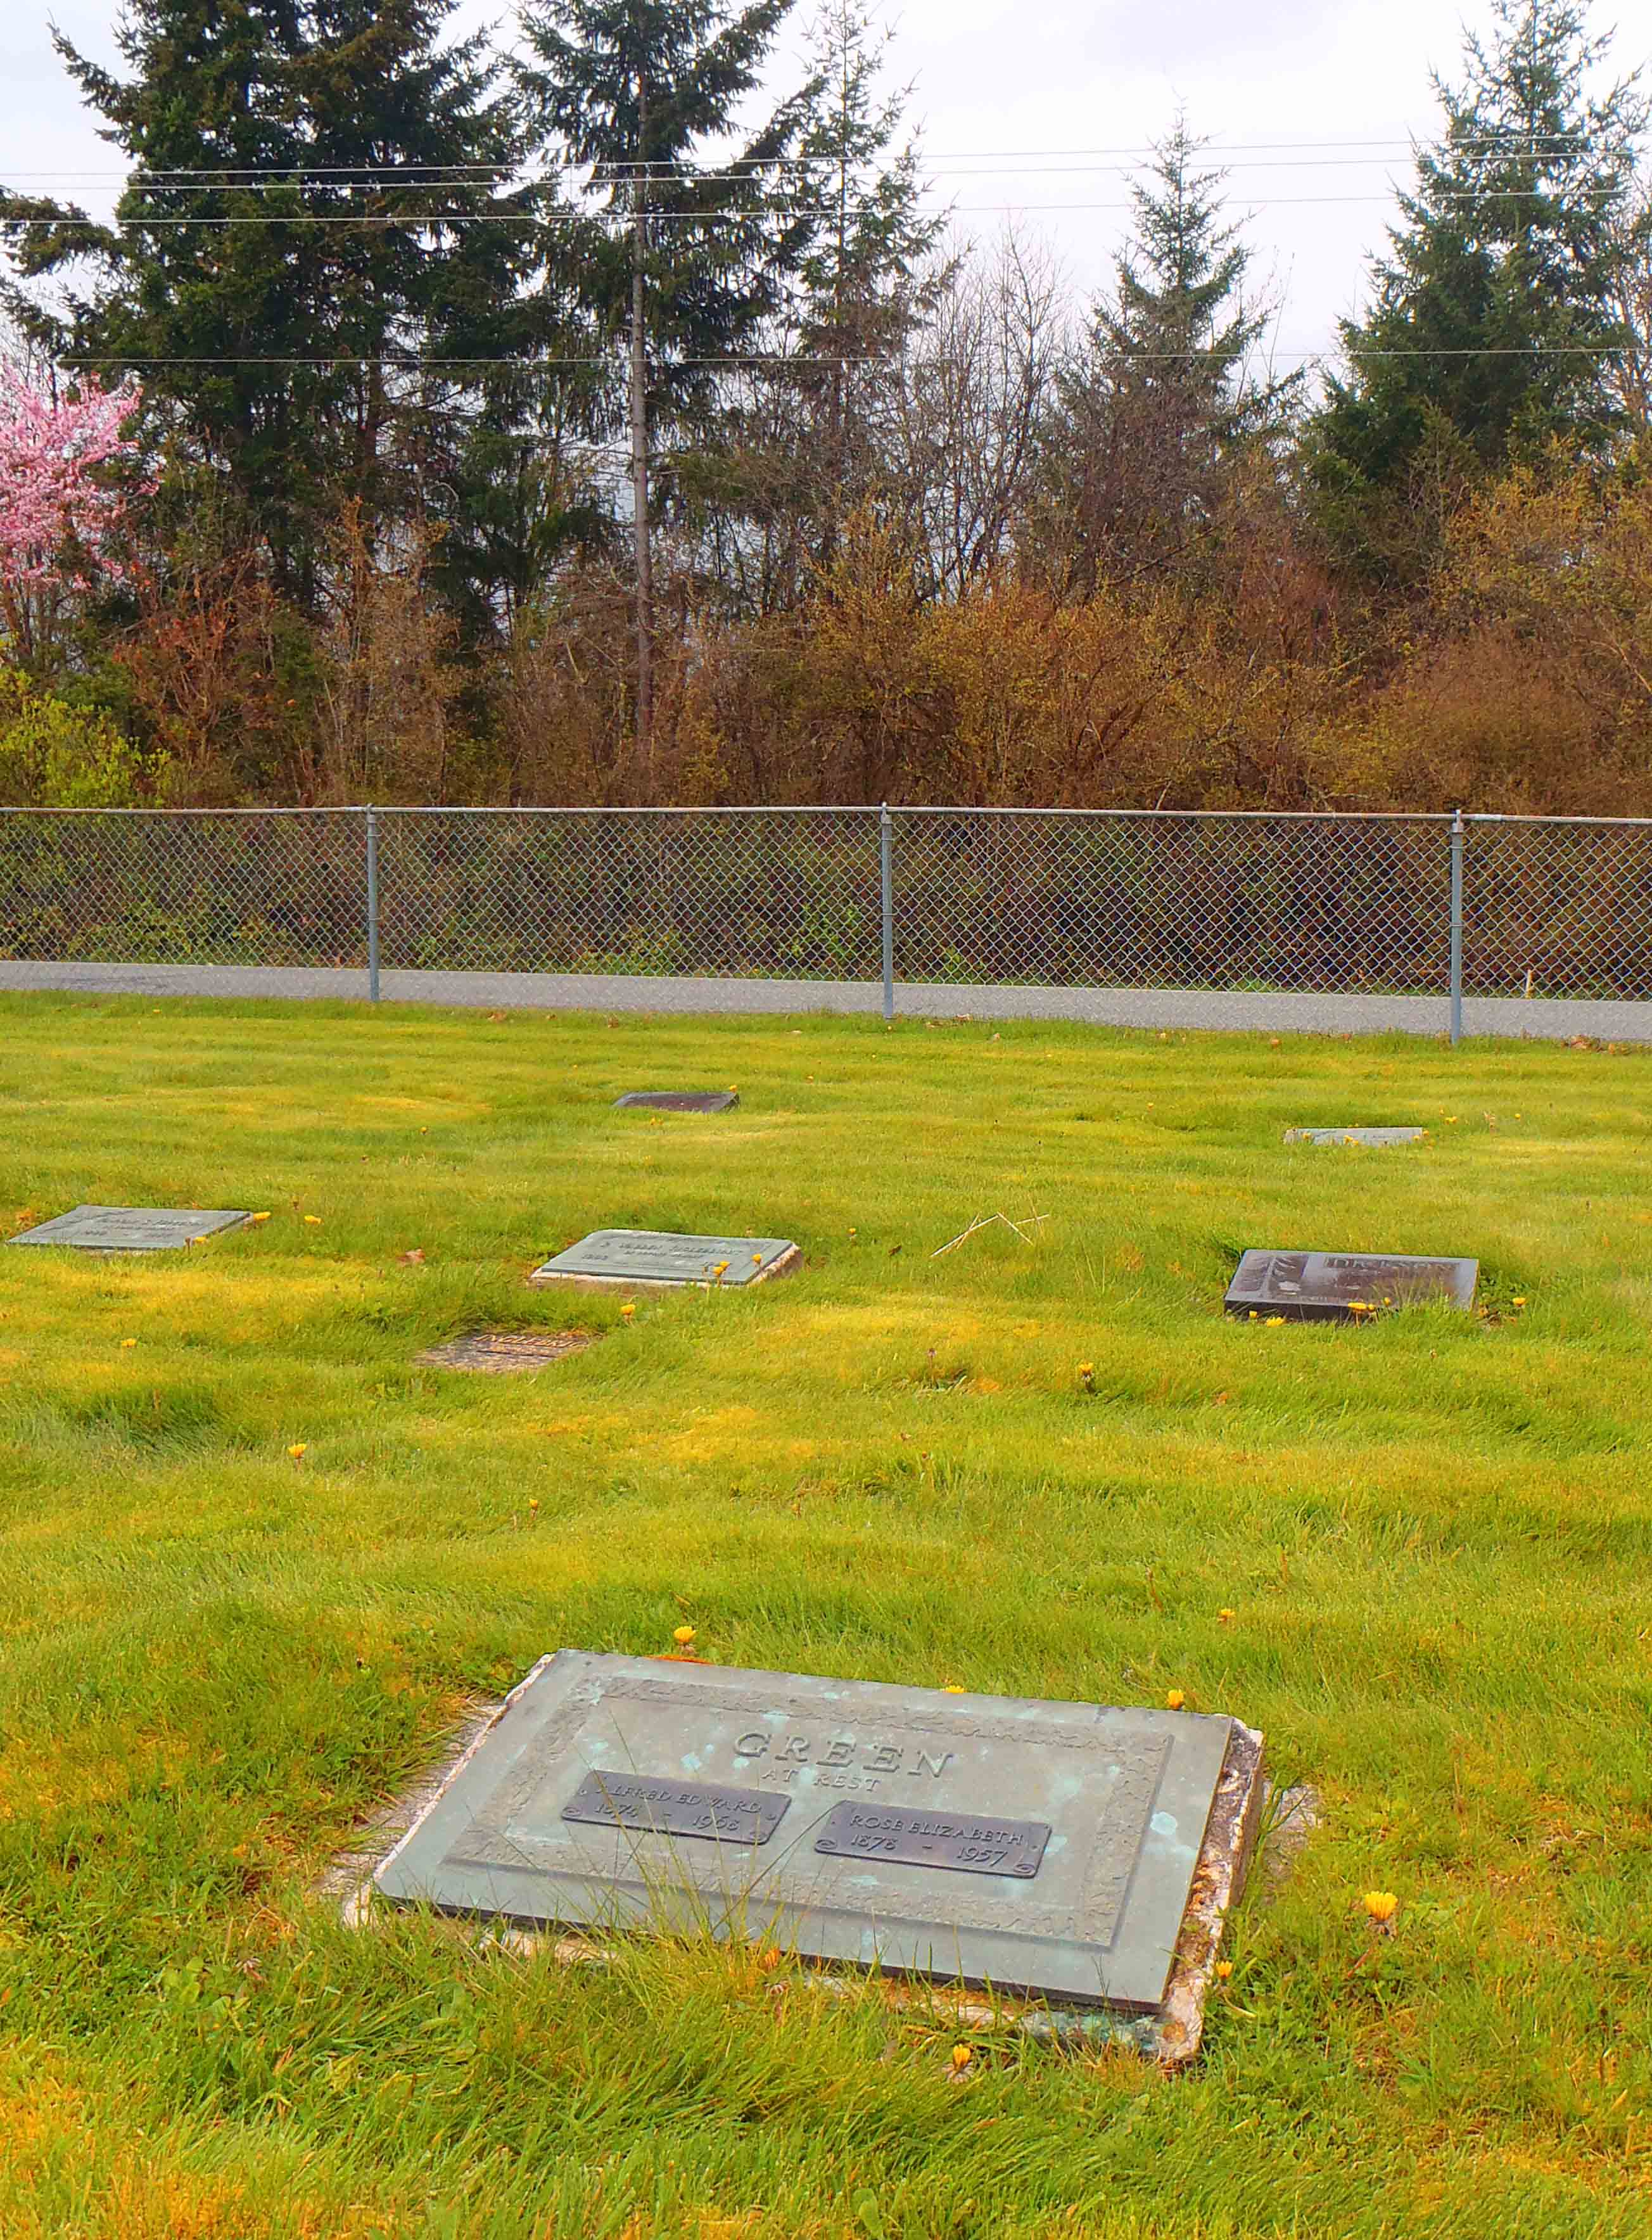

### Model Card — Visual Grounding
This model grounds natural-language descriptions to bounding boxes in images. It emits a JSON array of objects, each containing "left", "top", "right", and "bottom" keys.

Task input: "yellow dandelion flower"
[
  {"left": 949, "top": 2044, "right": 974, "bottom": 2071},
  {"left": 1363, "top": 1890, "right": 1399, "bottom": 1923},
  {"left": 1513, "top": 1295, "right": 1528, "bottom": 1307},
  {"left": 942, "top": 1683, "right": 965, "bottom": 1693},
  {"left": 120, "top": 1337, "right": 137, "bottom": 1349},
  {"left": 1215, "top": 1960, "right": 1233, "bottom": 1980},
  {"left": 287, "top": 1443, "right": 307, "bottom": 1461},
  {"left": 249, "top": 1211, "right": 271, "bottom": 1224},
  {"left": 1166, "top": 1689, "right": 1186, "bottom": 1711},
  {"left": 303, "top": 1214, "right": 321, "bottom": 1226},
  {"left": 1219, "top": 1607, "right": 1235, "bottom": 1624},
  {"left": 1264, "top": 1315, "right": 1285, "bottom": 1327},
  {"left": 673, "top": 1624, "right": 696, "bottom": 1647},
  {"left": 620, "top": 1302, "right": 636, "bottom": 1320}
]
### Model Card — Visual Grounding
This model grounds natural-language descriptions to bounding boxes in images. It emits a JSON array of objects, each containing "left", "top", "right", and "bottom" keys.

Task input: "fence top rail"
[{"left": 4, "top": 802, "right": 1652, "bottom": 830}]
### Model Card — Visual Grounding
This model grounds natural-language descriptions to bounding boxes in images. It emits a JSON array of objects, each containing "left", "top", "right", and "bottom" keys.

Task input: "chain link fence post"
[
  {"left": 365, "top": 805, "right": 381, "bottom": 1002},
  {"left": 879, "top": 803, "right": 895, "bottom": 1022},
  {"left": 1449, "top": 808, "right": 1465, "bottom": 1046}
]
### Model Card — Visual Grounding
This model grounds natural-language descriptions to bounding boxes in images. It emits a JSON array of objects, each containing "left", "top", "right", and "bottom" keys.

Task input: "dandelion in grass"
[
  {"left": 1363, "top": 1890, "right": 1399, "bottom": 1923},
  {"left": 120, "top": 1337, "right": 137, "bottom": 1349},
  {"left": 673, "top": 1624, "right": 696, "bottom": 1647},
  {"left": 943, "top": 1683, "right": 965, "bottom": 1693},
  {"left": 950, "top": 2044, "right": 974, "bottom": 2071},
  {"left": 303, "top": 1215, "right": 321, "bottom": 1226},
  {"left": 1166, "top": 1689, "right": 1186, "bottom": 1711},
  {"left": 621, "top": 1303, "right": 636, "bottom": 1321},
  {"left": 287, "top": 1443, "right": 307, "bottom": 1461},
  {"left": 1264, "top": 1316, "right": 1285, "bottom": 1328},
  {"left": 1077, "top": 1361, "right": 1095, "bottom": 1392},
  {"left": 250, "top": 1212, "right": 270, "bottom": 1225},
  {"left": 1513, "top": 1295, "right": 1528, "bottom": 1308},
  {"left": 1215, "top": 1961, "right": 1233, "bottom": 1980},
  {"left": 1219, "top": 1607, "right": 1236, "bottom": 1625}
]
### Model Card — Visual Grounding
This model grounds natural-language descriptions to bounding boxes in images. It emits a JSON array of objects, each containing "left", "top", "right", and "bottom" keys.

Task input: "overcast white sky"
[{"left": 4, "top": 0, "right": 1648, "bottom": 378}]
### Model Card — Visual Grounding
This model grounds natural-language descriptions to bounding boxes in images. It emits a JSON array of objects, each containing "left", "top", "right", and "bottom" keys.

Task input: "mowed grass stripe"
[{"left": 1, "top": 993, "right": 1650, "bottom": 2238}]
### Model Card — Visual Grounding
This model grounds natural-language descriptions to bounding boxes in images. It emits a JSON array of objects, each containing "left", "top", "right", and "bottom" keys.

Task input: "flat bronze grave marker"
[
  {"left": 8, "top": 1204, "right": 250, "bottom": 1254},
  {"left": 1283, "top": 1127, "right": 1425, "bottom": 1148},
  {"left": 528, "top": 1230, "right": 799, "bottom": 1290},
  {"left": 614, "top": 1091, "right": 740, "bottom": 1115},
  {"left": 374, "top": 1651, "right": 1263, "bottom": 2020},
  {"left": 1226, "top": 1247, "right": 1477, "bottom": 1322},
  {"left": 416, "top": 1330, "right": 593, "bottom": 1374}
]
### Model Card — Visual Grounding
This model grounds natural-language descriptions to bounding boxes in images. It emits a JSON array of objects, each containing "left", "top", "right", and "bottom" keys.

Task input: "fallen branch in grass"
[{"left": 931, "top": 1211, "right": 1050, "bottom": 1259}]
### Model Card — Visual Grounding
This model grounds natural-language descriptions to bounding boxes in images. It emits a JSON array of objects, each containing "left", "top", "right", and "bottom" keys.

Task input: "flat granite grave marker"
[
  {"left": 373, "top": 1651, "right": 1264, "bottom": 2027},
  {"left": 416, "top": 1331, "right": 594, "bottom": 1374},
  {"left": 1226, "top": 1247, "right": 1477, "bottom": 1323},
  {"left": 528, "top": 1230, "right": 799, "bottom": 1290},
  {"left": 614, "top": 1091, "right": 740, "bottom": 1115},
  {"left": 8, "top": 1204, "right": 250, "bottom": 1254},
  {"left": 1283, "top": 1126, "right": 1425, "bottom": 1148}
]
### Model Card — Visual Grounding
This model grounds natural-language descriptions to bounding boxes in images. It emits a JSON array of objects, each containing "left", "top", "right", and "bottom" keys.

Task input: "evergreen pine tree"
[
  {"left": 1, "top": 0, "right": 552, "bottom": 607},
  {"left": 1038, "top": 119, "right": 1287, "bottom": 592},
  {"left": 1311, "top": 0, "right": 1647, "bottom": 579},
  {"left": 516, "top": 0, "right": 812, "bottom": 754}
]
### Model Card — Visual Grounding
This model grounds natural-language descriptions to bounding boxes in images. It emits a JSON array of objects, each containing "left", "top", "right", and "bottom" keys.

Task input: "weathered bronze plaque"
[
  {"left": 814, "top": 1802, "right": 1051, "bottom": 1878},
  {"left": 528, "top": 1230, "right": 799, "bottom": 1290},
  {"left": 1283, "top": 1127, "right": 1425, "bottom": 1148},
  {"left": 614, "top": 1091, "right": 740, "bottom": 1115},
  {"left": 416, "top": 1330, "right": 592, "bottom": 1374},
  {"left": 374, "top": 1651, "right": 1262, "bottom": 2014},
  {"left": 7, "top": 1204, "right": 250, "bottom": 1254},
  {"left": 1226, "top": 1247, "right": 1477, "bottom": 1322},
  {"left": 562, "top": 1771, "right": 790, "bottom": 1845}
]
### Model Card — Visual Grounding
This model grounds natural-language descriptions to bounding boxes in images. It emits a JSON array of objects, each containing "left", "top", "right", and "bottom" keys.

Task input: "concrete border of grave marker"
[
  {"left": 1281, "top": 1127, "right": 1426, "bottom": 1148},
  {"left": 353, "top": 1651, "right": 1267, "bottom": 2065},
  {"left": 7, "top": 1204, "right": 251, "bottom": 1254},
  {"left": 1225, "top": 1247, "right": 1477, "bottom": 1323},
  {"left": 528, "top": 1230, "right": 801, "bottom": 1292},
  {"left": 614, "top": 1091, "right": 740, "bottom": 1115}
]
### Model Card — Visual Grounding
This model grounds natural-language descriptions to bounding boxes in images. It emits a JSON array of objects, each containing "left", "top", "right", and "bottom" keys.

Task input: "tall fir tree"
[
  {"left": 516, "top": 0, "right": 813, "bottom": 756},
  {"left": 0, "top": 0, "right": 556, "bottom": 609},
  {"left": 1311, "top": 0, "right": 1647, "bottom": 580},
  {"left": 1036, "top": 119, "right": 1287, "bottom": 593}
]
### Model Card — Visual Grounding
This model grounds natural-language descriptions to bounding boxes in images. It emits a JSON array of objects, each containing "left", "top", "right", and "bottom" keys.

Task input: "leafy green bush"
[{"left": 0, "top": 668, "right": 162, "bottom": 806}]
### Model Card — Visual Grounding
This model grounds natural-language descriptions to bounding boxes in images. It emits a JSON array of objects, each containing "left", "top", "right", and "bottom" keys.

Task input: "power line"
[{"left": 56, "top": 344, "right": 1636, "bottom": 369}]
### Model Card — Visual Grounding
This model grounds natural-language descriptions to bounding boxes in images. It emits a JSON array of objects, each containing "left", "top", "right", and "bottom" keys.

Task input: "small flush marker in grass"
[{"left": 417, "top": 1332, "right": 594, "bottom": 1375}]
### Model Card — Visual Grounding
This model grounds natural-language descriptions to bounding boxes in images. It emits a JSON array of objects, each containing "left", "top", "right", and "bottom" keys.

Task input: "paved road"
[{"left": 2, "top": 958, "right": 1648, "bottom": 1041}]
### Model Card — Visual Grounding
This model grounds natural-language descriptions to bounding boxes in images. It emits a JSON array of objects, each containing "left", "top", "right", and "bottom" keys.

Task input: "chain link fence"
[{"left": 4, "top": 804, "right": 1652, "bottom": 1021}]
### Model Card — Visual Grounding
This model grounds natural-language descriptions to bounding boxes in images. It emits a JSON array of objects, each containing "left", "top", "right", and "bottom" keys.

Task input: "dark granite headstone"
[
  {"left": 614, "top": 1091, "right": 740, "bottom": 1115},
  {"left": 374, "top": 1651, "right": 1263, "bottom": 2014},
  {"left": 1226, "top": 1247, "right": 1477, "bottom": 1322},
  {"left": 8, "top": 1204, "right": 250, "bottom": 1254},
  {"left": 1283, "top": 1127, "right": 1425, "bottom": 1148},
  {"left": 528, "top": 1230, "right": 799, "bottom": 1290}
]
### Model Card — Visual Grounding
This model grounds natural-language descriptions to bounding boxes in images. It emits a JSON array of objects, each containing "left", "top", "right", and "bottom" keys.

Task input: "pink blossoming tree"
[{"left": 0, "top": 362, "right": 143, "bottom": 661}]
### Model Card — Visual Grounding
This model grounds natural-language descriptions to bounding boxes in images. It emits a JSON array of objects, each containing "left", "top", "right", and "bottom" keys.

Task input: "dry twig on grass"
[{"left": 931, "top": 1211, "right": 1050, "bottom": 1259}]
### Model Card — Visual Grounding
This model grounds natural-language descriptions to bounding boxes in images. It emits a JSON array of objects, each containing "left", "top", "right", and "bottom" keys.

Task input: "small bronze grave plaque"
[
  {"left": 814, "top": 1803, "right": 1050, "bottom": 1878},
  {"left": 1283, "top": 1126, "right": 1425, "bottom": 1149},
  {"left": 374, "top": 1651, "right": 1263, "bottom": 2015},
  {"left": 528, "top": 1230, "right": 799, "bottom": 1290},
  {"left": 1226, "top": 1247, "right": 1477, "bottom": 1322},
  {"left": 416, "top": 1330, "right": 592, "bottom": 1375},
  {"left": 8, "top": 1204, "right": 250, "bottom": 1254},
  {"left": 562, "top": 1771, "right": 789, "bottom": 1845},
  {"left": 614, "top": 1091, "right": 740, "bottom": 1115}
]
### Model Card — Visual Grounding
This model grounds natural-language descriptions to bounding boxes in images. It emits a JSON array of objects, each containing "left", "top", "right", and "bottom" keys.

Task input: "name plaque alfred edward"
[
  {"left": 1226, "top": 1247, "right": 1477, "bottom": 1322},
  {"left": 528, "top": 1230, "right": 800, "bottom": 1290},
  {"left": 374, "top": 1652, "right": 1264, "bottom": 2017},
  {"left": 8, "top": 1204, "right": 251, "bottom": 1254}
]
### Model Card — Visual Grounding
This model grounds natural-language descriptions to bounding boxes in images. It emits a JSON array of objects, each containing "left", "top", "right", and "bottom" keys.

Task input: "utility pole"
[{"left": 630, "top": 79, "right": 653, "bottom": 767}]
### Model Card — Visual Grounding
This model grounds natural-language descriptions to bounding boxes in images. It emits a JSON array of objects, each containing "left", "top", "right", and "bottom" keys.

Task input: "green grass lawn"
[{"left": 3, "top": 993, "right": 1651, "bottom": 2240}]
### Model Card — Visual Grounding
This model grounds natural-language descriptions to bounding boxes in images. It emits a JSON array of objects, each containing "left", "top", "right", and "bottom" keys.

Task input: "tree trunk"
[{"left": 630, "top": 78, "right": 653, "bottom": 768}]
